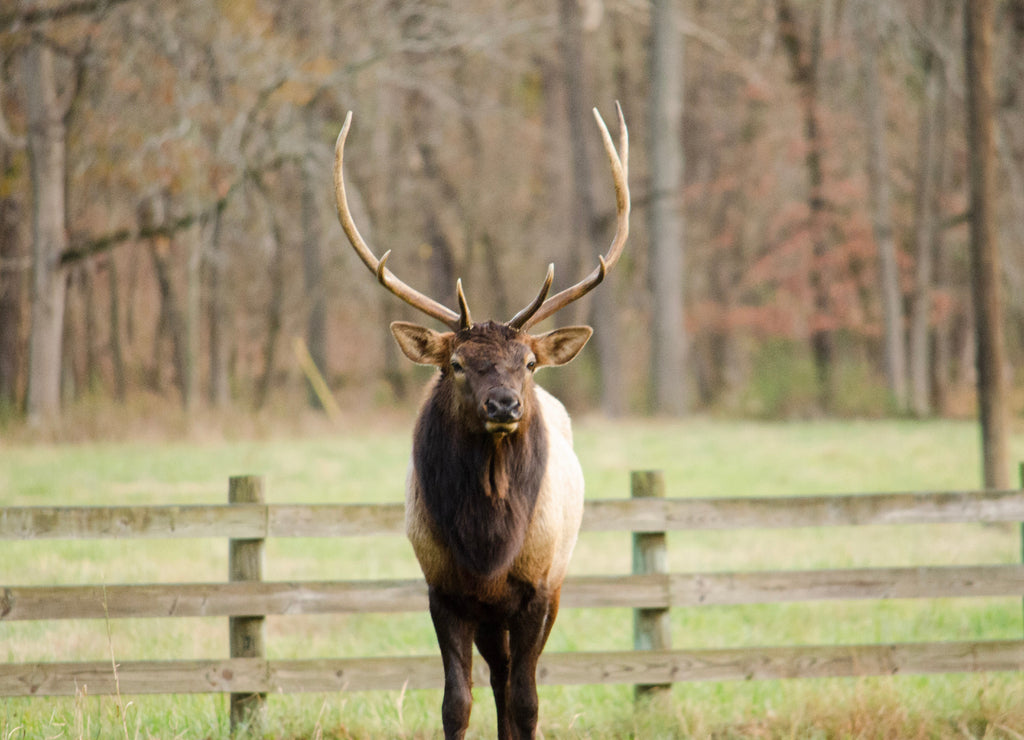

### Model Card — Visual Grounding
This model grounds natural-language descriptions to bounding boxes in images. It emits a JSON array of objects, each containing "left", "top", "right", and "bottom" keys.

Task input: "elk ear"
[
  {"left": 531, "top": 326, "right": 593, "bottom": 367},
  {"left": 390, "top": 322, "right": 452, "bottom": 366}
]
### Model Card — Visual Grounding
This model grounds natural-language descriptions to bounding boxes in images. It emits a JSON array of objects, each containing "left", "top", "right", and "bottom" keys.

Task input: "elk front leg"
[
  {"left": 507, "top": 588, "right": 560, "bottom": 740},
  {"left": 475, "top": 621, "right": 512, "bottom": 740},
  {"left": 428, "top": 588, "right": 476, "bottom": 740}
]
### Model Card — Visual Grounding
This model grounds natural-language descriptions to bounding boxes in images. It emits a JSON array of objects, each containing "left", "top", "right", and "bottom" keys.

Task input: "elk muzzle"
[{"left": 482, "top": 387, "right": 523, "bottom": 435}]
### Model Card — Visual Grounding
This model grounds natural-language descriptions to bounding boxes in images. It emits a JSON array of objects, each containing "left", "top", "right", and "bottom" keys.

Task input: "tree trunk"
[
  {"left": 775, "top": 0, "right": 834, "bottom": 412},
  {"left": 147, "top": 238, "right": 188, "bottom": 403},
  {"left": 301, "top": 150, "right": 327, "bottom": 411},
  {"left": 23, "top": 39, "right": 69, "bottom": 424},
  {"left": 860, "top": 4, "right": 907, "bottom": 413},
  {"left": 182, "top": 223, "right": 200, "bottom": 412},
  {"left": 60, "top": 281, "right": 77, "bottom": 406},
  {"left": 964, "top": 0, "right": 1010, "bottom": 489},
  {"left": 368, "top": 116, "right": 406, "bottom": 401},
  {"left": 107, "top": 255, "right": 126, "bottom": 402},
  {"left": 206, "top": 204, "right": 230, "bottom": 407},
  {"left": 81, "top": 261, "right": 100, "bottom": 394},
  {"left": 931, "top": 226, "right": 953, "bottom": 413},
  {"left": 481, "top": 233, "right": 510, "bottom": 322},
  {"left": 908, "top": 44, "right": 947, "bottom": 417},
  {"left": 996, "top": 0, "right": 1024, "bottom": 344},
  {"left": 558, "top": 0, "right": 624, "bottom": 415},
  {"left": 646, "top": 0, "right": 689, "bottom": 415},
  {"left": 0, "top": 165, "right": 24, "bottom": 410},
  {"left": 557, "top": 0, "right": 594, "bottom": 329},
  {"left": 254, "top": 192, "right": 284, "bottom": 411}
]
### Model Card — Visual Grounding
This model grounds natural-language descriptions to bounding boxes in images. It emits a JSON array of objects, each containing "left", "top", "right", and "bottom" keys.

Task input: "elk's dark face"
[{"left": 391, "top": 320, "right": 592, "bottom": 436}]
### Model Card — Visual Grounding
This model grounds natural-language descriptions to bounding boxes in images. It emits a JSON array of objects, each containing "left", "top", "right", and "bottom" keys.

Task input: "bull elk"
[{"left": 332, "top": 104, "right": 629, "bottom": 740}]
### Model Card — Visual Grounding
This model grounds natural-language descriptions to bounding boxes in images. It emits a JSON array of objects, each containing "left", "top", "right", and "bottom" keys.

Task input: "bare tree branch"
[
  {"left": 61, "top": 183, "right": 235, "bottom": 267},
  {"left": 677, "top": 16, "right": 769, "bottom": 91},
  {"left": 0, "top": 0, "right": 134, "bottom": 34},
  {"left": 59, "top": 151, "right": 305, "bottom": 267}
]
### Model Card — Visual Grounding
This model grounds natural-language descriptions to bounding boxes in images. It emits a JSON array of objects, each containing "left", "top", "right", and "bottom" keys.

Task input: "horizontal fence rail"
[
  {"left": 6, "top": 489, "right": 1024, "bottom": 540},
  {"left": 4, "top": 640, "right": 1023, "bottom": 697},
  {"left": 6, "top": 564, "right": 1024, "bottom": 621},
  {"left": 4, "top": 473, "right": 1024, "bottom": 730}
]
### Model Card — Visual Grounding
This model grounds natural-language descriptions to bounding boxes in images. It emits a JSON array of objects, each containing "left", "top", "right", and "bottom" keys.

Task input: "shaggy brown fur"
[{"left": 413, "top": 324, "right": 549, "bottom": 586}]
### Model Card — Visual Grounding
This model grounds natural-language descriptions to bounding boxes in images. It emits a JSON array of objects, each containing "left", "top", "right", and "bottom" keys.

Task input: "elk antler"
[
  {"left": 333, "top": 111, "right": 470, "bottom": 331},
  {"left": 507, "top": 102, "right": 630, "bottom": 331}
]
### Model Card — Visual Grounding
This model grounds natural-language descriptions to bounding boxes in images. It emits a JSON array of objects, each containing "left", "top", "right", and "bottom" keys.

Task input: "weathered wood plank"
[
  {"left": 536, "top": 640, "right": 1024, "bottom": 686},
  {"left": 0, "top": 658, "right": 267, "bottom": 696},
  {"left": 0, "top": 503, "right": 409, "bottom": 540},
  {"left": 665, "top": 563, "right": 1024, "bottom": 606},
  {"left": 567, "top": 564, "right": 1024, "bottom": 608},
  {"left": 582, "top": 490, "right": 1024, "bottom": 531},
  {"left": 6, "top": 565, "right": 1024, "bottom": 620},
  {"left": 268, "top": 504, "right": 405, "bottom": 537},
  {"left": 268, "top": 656, "right": 447, "bottom": 692},
  {"left": 0, "top": 505, "right": 268, "bottom": 540},
  {"left": 3, "top": 640, "right": 1022, "bottom": 697},
  {"left": 0, "top": 581, "right": 429, "bottom": 620},
  {"left": 5, "top": 491, "right": 1024, "bottom": 540}
]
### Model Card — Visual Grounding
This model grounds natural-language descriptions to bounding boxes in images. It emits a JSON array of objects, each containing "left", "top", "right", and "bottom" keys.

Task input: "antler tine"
[
  {"left": 334, "top": 111, "right": 464, "bottom": 331},
  {"left": 455, "top": 279, "right": 472, "bottom": 330},
  {"left": 507, "top": 263, "right": 554, "bottom": 329},
  {"left": 517, "top": 102, "right": 630, "bottom": 331}
]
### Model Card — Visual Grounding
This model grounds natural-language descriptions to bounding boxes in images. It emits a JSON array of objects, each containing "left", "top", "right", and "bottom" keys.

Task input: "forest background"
[{"left": 2, "top": 0, "right": 1023, "bottom": 439}]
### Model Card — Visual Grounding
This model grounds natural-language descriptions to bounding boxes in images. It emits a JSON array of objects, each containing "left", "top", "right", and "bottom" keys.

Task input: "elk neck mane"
[{"left": 412, "top": 369, "right": 548, "bottom": 581}]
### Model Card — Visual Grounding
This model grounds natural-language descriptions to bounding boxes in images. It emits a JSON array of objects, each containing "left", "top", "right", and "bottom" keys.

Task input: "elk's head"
[
  {"left": 391, "top": 320, "right": 592, "bottom": 435},
  {"left": 333, "top": 104, "right": 629, "bottom": 436}
]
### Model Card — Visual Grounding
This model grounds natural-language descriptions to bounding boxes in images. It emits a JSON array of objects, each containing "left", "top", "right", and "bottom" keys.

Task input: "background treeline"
[{"left": 2, "top": 0, "right": 1023, "bottom": 425}]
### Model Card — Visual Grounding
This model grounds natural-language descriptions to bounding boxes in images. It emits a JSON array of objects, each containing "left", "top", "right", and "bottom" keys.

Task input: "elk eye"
[
  {"left": 526, "top": 357, "right": 537, "bottom": 371},
  {"left": 450, "top": 358, "right": 463, "bottom": 373}
]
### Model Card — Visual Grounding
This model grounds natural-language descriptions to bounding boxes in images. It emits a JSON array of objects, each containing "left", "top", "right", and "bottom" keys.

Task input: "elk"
[{"left": 332, "top": 104, "right": 629, "bottom": 740}]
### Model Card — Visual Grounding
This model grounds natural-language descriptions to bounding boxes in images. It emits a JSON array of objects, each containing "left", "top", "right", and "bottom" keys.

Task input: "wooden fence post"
[
  {"left": 632, "top": 470, "right": 672, "bottom": 700},
  {"left": 229, "top": 475, "right": 266, "bottom": 736}
]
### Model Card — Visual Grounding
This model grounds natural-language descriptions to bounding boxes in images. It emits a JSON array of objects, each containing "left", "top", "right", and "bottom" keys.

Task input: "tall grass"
[{"left": 3, "top": 417, "right": 1024, "bottom": 738}]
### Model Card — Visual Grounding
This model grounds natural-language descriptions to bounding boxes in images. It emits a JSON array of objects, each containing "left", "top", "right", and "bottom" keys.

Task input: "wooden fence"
[{"left": 3, "top": 471, "right": 1024, "bottom": 732}]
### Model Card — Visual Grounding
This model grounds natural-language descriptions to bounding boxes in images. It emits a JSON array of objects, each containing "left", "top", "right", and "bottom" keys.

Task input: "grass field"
[{"left": 3, "top": 415, "right": 1024, "bottom": 738}]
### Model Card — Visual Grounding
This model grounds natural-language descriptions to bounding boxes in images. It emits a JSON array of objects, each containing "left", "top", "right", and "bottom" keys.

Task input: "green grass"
[{"left": 3, "top": 417, "right": 1024, "bottom": 738}]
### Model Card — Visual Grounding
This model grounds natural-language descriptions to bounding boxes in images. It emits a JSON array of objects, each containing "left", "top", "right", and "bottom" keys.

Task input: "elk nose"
[{"left": 484, "top": 389, "right": 522, "bottom": 423}]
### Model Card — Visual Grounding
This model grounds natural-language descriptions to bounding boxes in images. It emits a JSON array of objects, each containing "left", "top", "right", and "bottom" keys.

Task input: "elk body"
[{"left": 333, "top": 105, "right": 629, "bottom": 740}]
